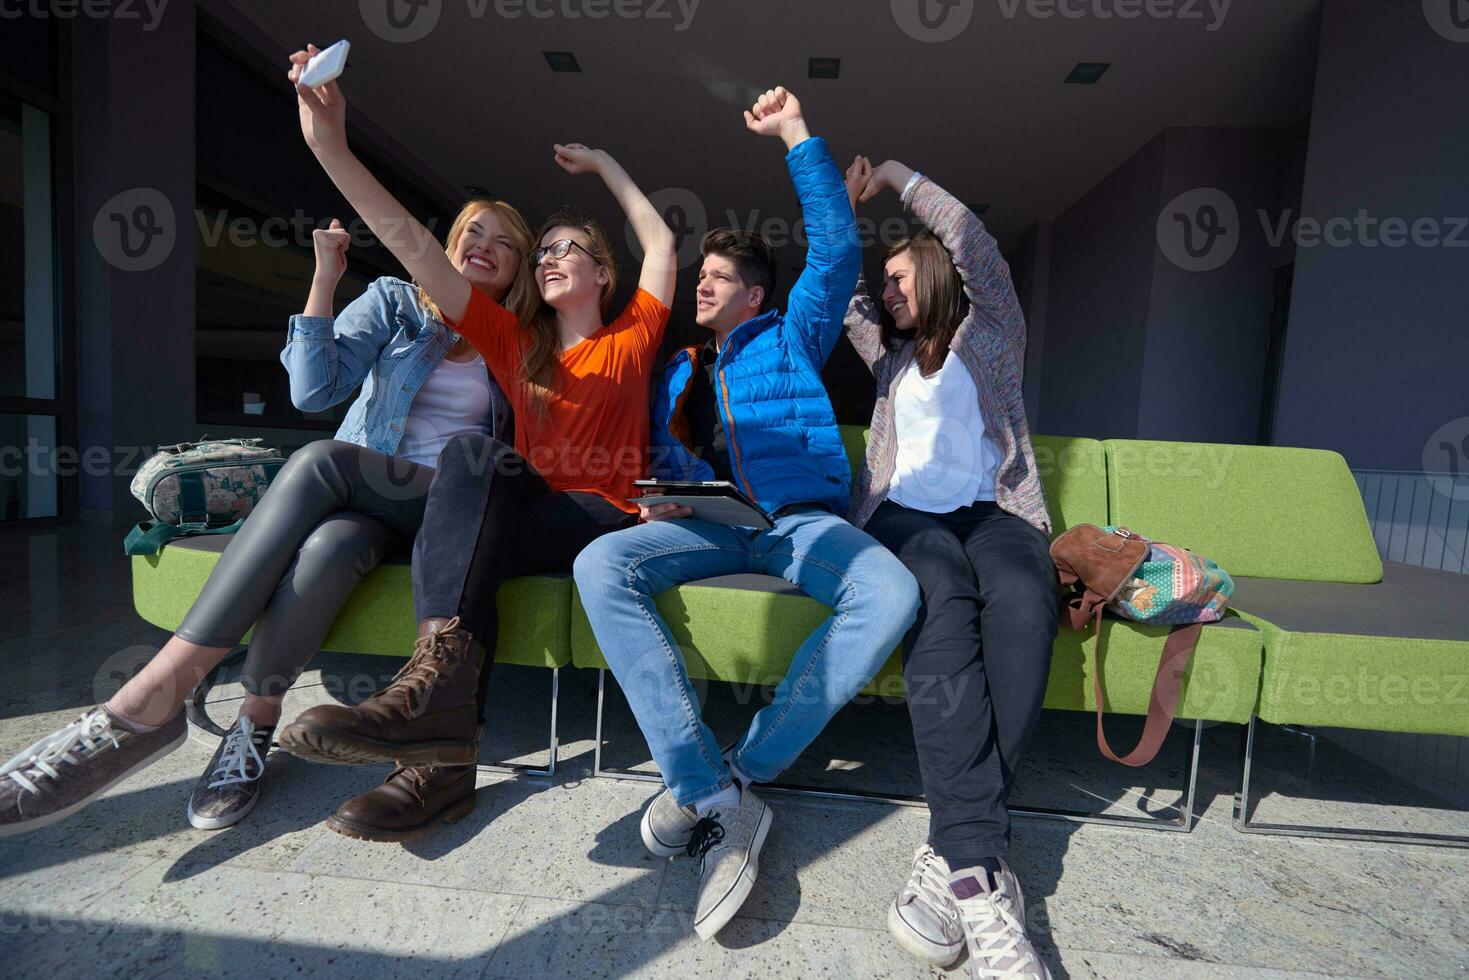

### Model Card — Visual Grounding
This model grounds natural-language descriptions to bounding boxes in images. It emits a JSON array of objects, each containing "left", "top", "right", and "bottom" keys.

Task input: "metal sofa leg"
[
  {"left": 1233, "top": 714, "right": 1468, "bottom": 848},
  {"left": 591, "top": 668, "right": 1202, "bottom": 830},
  {"left": 477, "top": 667, "right": 560, "bottom": 779}
]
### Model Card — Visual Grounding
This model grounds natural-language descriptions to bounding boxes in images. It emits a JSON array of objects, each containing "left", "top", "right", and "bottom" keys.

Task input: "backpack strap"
[
  {"left": 123, "top": 518, "right": 245, "bottom": 557},
  {"left": 1091, "top": 608, "right": 1203, "bottom": 767}
]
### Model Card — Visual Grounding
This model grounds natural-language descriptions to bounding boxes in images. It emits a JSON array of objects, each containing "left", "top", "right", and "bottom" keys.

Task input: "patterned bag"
[
  {"left": 1103, "top": 526, "right": 1234, "bottom": 626},
  {"left": 1050, "top": 524, "right": 1233, "bottom": 767},
  {"left": 124, "top": 438, "right": 286, "bottom": 556}
]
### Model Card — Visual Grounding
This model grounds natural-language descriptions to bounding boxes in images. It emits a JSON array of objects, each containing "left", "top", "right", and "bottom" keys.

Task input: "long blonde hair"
[
  {"left": 520, "top": 209, "right": 618, "bottom": 413},
  {"left": 418, "top": 198, "right": 537, "bottom": 342}
]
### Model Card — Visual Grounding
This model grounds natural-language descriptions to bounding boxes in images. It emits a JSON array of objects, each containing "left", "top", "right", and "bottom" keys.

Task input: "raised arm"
[
  {"left": 745, "top": 87, "right": 861, "bottom": 367},
  {"left": 861, "top": 159, "right": 1025, "bottom": 347},
  {"left": 288, "top": 45, "right": 472, "bottom": 324},
  {"left": 839, "top": 155, "right": 884, "bottom": 373},
  {"left": 282, "top": 241, "right": 395, "bottom": 414},
  {"left": 552, "top": 144, "right": 677, "bottom": 308}
]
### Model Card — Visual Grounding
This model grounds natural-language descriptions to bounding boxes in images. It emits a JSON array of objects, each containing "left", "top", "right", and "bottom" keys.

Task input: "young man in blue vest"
[{"left": 573, "top": 86, "right": 920, "bottom": 941}]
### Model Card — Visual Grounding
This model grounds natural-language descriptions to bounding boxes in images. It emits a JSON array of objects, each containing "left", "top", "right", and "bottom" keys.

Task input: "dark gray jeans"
[{"left": 864, "top": 499, "right": 1059, "bottom": 866}]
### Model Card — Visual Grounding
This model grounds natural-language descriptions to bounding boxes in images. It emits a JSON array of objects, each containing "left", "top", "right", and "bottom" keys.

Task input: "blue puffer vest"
[{"left": 649, "top": 137, "right": 862, "bottom": 517}]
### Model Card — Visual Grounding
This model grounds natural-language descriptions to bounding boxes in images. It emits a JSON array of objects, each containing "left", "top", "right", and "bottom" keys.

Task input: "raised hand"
[
  {"left": 289, "top": 45, "right": 348, "bottom": 157},
  {"left": 845, "top": 155, "right": 873, "bottom": 212},
  {"left": 743, "top": 86, "right": 811, "bottom": 149},
  {"left": 553, "top": 143, "right": 606, "bottom": 176},
  {"left": 859, "top": 159, "right": 917, "bottom": 203},
  {"left": 312, "top": 218, "right": 350, "bottom": 283}
]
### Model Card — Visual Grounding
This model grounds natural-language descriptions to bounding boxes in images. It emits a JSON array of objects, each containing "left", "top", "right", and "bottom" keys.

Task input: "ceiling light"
[
  {"left": 808, "top": 57, "right": 841, "bottom": 79},
  {"left": 1065, "top": 62, "right": 1110, "bottom": 84}
]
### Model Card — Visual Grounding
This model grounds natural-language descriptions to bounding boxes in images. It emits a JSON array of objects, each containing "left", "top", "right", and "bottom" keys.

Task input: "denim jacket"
[{"left": 280, "top": 276, "right": 510, "bottom": 456}]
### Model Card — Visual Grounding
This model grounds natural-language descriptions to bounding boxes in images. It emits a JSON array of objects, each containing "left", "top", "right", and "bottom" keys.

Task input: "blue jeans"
[{"left": 573, "top": 508, "right": 921, "bottom": 806}]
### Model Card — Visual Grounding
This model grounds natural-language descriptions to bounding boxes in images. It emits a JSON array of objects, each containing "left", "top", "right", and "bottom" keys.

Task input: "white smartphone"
[{"left": 299, "top": 39, "right": 350, "bottom": 89}]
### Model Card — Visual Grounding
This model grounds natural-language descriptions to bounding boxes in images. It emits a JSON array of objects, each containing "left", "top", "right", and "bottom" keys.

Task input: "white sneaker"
[
  {"left": 950, "top": 859, "right": 1052, "bottom": 979},
  {"left": 688, "top": 785, "right": 772, "bottom": 941},
  {"left": 887, "top": 844, "right": 964, "bottom": 966}
]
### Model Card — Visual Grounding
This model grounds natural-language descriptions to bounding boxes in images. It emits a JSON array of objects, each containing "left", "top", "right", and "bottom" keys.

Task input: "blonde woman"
[{"left": 0, "top": 193, "right": 534, "bottom": 835}]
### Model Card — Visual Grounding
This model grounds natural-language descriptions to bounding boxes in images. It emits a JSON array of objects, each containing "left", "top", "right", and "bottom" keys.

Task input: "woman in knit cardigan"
[{"left": 844, "top": 155, "right": 1058, "bottom": 980}]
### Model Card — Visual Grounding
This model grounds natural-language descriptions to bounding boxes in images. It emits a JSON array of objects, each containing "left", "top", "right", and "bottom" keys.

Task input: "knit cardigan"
[{"left": 844, "top": 174, "right": 1052, "bottom": 536}]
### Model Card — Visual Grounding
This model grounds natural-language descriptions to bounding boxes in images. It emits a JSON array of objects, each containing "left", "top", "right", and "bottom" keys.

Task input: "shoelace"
[
  {"left": 207, "top": 717, "right": 267, "bottom": 789},
  {"left": 685, "top": 815, "right": 726, "bottom": 863},
  {"left": 0, "top": 709, "right": 120, "bottom": 795},
  {"left": 960, "top": 883, "right": 1041, "bottom": 980},
  {"left": 380, "top": 617, "right": 464, "bottom": 718},
  {"left": 902, "top": 845, "right": 961, "bottom": 933}
]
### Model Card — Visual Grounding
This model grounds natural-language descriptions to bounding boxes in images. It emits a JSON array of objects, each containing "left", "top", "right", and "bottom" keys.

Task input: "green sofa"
[
  {"left": 1102, "top": 439, "right": 1469, "bottom": 844},
  {"left": 130, "top": 428, "right": 1467, "bottom": 841}
]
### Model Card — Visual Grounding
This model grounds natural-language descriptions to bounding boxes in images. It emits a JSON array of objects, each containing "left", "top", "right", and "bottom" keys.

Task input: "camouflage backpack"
[{"left": 124, "top": 438, "right": 286, "bottom": 556}]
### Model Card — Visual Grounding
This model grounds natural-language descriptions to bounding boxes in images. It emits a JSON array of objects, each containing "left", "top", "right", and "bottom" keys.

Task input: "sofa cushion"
[
  {"left": 571, "top": 575, "right": 1262, "bottom": 722},
  {"left": 132, "top": 536, "right": 572, "bottom": 669},
  {"left": 1104, "top": 440, "right": 1383, "bottom": 583},
  {"left": 1234, "top": 562, "right": 1469, "bottom": 736}
]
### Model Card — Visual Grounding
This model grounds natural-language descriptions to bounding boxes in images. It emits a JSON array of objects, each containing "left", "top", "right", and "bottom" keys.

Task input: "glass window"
[
  {"left": 0, "top": 98, "right": 58, "bottom": 401},
  {"left": 0, "top": 414, "right": 57, "bottom": 519}
]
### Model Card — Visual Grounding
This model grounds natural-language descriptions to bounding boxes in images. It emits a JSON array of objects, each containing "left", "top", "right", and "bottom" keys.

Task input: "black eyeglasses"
[{"left": 533, "top": 238, "right": 601, "bottom": 267}]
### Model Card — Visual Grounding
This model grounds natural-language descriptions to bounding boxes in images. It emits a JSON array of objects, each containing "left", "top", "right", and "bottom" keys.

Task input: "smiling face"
[
  {"left": 450, "top": 208, "right": 522, "bottom": 301},
  {"left": 694, "top": 254, "right": 764, "bottom": 335},
  {"left": 535, "top": 225, "right": 607, "bottom": 310},
  {"left": 881, "top": 250, "right": 919, "bottom": 332}
]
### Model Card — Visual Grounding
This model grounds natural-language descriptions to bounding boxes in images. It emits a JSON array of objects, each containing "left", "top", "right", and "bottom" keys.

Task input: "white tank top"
[
  {"left": 887, "top": 350, "right": 1003, "bottom": 513},
  {"left": 398, "top": 353, "right": 492, "bottom": 468}
]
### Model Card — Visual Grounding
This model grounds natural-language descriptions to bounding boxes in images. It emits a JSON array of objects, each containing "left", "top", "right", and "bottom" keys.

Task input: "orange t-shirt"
[{"left": 450, "top": 286, "right": 670, "bottom": 513}]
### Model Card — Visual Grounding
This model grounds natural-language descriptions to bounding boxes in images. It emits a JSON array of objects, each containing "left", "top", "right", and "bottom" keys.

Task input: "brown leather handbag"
[{"left": 1050, "top": 524, "right": 1206, "bottom": 767}]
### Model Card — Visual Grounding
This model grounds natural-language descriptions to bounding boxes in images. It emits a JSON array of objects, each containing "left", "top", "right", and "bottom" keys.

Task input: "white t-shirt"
[
  {"left": 398, "top": 353, "right": 492, "bottom": 468},
  {"left": 887, "top": 350, "right": 1003, "bottom": 513}
]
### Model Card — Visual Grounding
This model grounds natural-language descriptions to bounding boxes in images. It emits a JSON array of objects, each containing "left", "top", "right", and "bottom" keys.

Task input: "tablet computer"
[{"left": 630, "top": 479, "right": 774, "bottom": 529}]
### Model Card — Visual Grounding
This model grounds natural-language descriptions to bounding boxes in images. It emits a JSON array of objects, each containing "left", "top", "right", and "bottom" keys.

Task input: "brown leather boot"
[
  {"left": 278, "top": 616, "right": 484, "bottom": 766},
  {"left": 325, "top": 764, "right": 477, "bottom": 842}
]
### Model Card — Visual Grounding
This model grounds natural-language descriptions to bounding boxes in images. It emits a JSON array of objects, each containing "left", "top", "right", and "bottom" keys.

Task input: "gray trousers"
[{"left": 174, "top": 439, "right": 435, "bottom": 697}]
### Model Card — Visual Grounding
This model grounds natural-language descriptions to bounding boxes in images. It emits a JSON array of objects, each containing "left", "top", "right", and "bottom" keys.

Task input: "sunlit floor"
[{"left": 3, "top": 521, "right": 1466, "bottom": 979}]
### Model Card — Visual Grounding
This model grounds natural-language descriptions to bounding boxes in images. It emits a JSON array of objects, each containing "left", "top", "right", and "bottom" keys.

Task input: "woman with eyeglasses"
[{"left": 258, "top": 44, "right": 677, "bottom": 842}]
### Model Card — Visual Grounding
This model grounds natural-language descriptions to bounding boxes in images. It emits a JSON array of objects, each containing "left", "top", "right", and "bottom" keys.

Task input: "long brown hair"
[
  {"left": 520, "top": 209, "right": 618, "bottom": 413},
  {"left": 881, "top": 230, "right": 969, "bottom": 376},
  {"left": 418, "top": 197, "right": 537, "bottom": 339}
]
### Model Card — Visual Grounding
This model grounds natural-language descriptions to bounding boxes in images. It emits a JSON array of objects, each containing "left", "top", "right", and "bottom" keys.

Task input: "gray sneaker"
[
  {"left": 187, "top": 716, "right": 273, "bottom": 830},
  {"left": 640, "top": 786, "right": 699, "bottom": 857},
  {"left": 688, "top": 785, "right": 772, "bottom": 941},
  {"left": 887, "top": 844, "right": 964, "bottom": 966},
  {"left": 950, "top": 859, "right": 1053, "bottom": 980},
  {"left": 0, "top": 706, "right": 187, "bottom": 838}
]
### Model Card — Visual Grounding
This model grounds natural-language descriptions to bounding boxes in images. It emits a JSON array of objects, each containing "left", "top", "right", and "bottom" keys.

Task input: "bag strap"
[
  {"left": 1090, "top": 607, "right": 1203, "bottom": 767},
  {"left": 177, "top": 471, "right": 209, "bottom": 524},
  {"left": 123, "top": 518, "right": 244, "bottom": 557}
]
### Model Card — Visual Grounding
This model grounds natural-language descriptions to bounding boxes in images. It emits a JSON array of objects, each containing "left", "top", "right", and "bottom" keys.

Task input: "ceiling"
[{"left": 211, "top": 0, "right": 1323, "bottom": 304}]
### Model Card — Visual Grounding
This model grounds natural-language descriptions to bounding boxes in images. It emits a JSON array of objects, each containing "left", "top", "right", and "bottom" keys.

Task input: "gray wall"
[
  {"left": 1035, "top": 126, "right": 1288, "bottom": 443},
  {"left": 72, "top": 10, "right": 198, "bottom": 512},
  {"left": 1137, "top": 128, "right": 1284, "bottom": 444},
  {"left": 1271, "top": 1, "right": 1469, "bottom": 470},
  {"left": 1037, "top": 132, "right": 1165, "bottom": 439}
]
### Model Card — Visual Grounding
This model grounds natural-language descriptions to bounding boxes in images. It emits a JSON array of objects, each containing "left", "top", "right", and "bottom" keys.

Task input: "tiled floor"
[{"left": 2, "top": 521, "right": 1466, "bottom": 978}]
